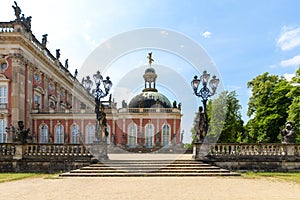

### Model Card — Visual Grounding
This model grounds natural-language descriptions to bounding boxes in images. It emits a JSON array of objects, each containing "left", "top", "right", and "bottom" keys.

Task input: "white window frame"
[
  {"left": 0, "top": 85, "right": 7, "bottom": 104},
  {"left": 162, "top": 124, "right": 170, "bottom": 146},
  {"left": 55, "top": 124, "right": 64, "bottom": 144},
  {"left": 71, "top": 124, "right": 79, "bottom": 144},
  {"left": 145, "top": 123, "right": 154, "bottom": 148},
  {"left": 128, "top": 123, "right": 137, "bottom": 147},
  {"left": 86, "top": 124, "right": 95, "bottom": 144},
  {"left": 0, "top": 119, "right": 7, "bottom": 143},
  {"left": 39, "top": 124, "right": 48, "bottom": 143}
]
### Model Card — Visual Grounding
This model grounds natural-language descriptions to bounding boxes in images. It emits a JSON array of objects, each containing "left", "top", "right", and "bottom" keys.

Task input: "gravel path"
[{"left": 1, "top": 176, "right": 300, "bottom": 200}]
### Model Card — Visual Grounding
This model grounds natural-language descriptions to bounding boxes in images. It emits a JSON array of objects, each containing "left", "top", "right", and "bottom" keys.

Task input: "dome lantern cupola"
[
  {"left": 128, "top": 53, "right": 172, "bottom": 109},
  {"left": 143, "top": 52, "right": 157, "bottom": 92}
]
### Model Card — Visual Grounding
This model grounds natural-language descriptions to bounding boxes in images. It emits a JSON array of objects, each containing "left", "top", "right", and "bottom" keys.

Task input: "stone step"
[
  {"left": 60, "top": 159, "right": 240, "bottom": 177},
  {"left": 61, "top": 172, "right": 240, "bottom": 177},
  {"left": 88, "top": 164, "right": 212, "bottom": 168},
  {"left": 70, "top": 169, "right": 230, "bottom": 173},
  {"left": 80, "top": 166, "right": 220, "bottom": 170}
]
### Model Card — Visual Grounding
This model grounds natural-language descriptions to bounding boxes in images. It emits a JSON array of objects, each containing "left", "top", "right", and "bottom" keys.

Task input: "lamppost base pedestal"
[
  {"left": 193, "top": 142, "right": 210, "bottom": 161},
  {"left": 91, "top": 141, "right": 109, "bottom": 163}
]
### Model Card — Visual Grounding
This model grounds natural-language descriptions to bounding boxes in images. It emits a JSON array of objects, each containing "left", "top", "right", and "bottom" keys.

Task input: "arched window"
[
  {"left": 0, "top": 119, "right": 7, "bottom": 143},
  {"left": 55, "top": 124, "right": 64, "bottom": 144},
  {"left": 162, "top": 124, "right": 170, "bottom": 146},
  {"left": 145, "top": 123, "right": 154, "bottom": 148},
  {"left": 86, "top": 124, "right": 95, "bottom": 144},
  {"left": 128, "top": 123, "right": 137, "bottom": 147},
  {"left": 39, "top": 124, "right": 48, "bottom": 143},
  {"left": 71, "top": 124, "right": 79, "bottom": 144}
]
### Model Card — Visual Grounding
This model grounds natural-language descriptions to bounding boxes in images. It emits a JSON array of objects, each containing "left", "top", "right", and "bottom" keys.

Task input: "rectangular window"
[
  {"left": 0, "top": 119, "right": 7, "bottom": 143},
  {"left": 0, "top": 86, "right": 7, "bottom": 104}
]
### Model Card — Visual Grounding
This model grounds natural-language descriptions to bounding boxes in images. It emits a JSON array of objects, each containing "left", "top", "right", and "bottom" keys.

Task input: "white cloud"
[
  {"left": 280, "top": 54, "right": 300, "bottom": 67},
  {"left": 283, "top": 73, "right": 295, "bottom": 81},
  {"left": 268, "top": 64, "right": 277, "bottom": 69},
  {"left": 202, "top": 31, "right": 212, "bottom": 38},
  {"left": 277, "top": 26, "right": 300, "bottom": 51}
]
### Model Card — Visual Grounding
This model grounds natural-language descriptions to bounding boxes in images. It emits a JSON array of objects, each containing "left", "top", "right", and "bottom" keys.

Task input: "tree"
[
  {"left": 287, "top": 67, "right": 300, "bottom": 142},
  {"left": 206, "top": 91, "right": 244, "bottom": 143},
  {"left": 246, "top": 72, "right": 292, "bottom": 143}
]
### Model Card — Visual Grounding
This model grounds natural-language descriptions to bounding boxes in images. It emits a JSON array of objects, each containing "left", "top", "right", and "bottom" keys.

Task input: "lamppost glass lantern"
[
  {"left": 82, "top": 70, "right": 112, "bottom": 161},
  {"left": 191, "top": 70, "right": 219, "bottom": 143}
]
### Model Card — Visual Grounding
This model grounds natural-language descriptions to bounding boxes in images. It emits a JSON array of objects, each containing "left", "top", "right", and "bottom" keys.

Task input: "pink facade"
[{"left": 0, "top": 9, "right": 182, "bottom": 148}]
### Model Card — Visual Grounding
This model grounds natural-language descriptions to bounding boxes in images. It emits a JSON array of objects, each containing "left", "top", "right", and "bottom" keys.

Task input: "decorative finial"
[{"left": 147, "top": 52, "right": 154, "bottom": 67}]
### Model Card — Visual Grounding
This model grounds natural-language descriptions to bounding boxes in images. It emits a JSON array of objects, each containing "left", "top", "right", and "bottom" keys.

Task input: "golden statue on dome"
[{"left": 147, "top": 52, "right": 154, "bottom": 66}]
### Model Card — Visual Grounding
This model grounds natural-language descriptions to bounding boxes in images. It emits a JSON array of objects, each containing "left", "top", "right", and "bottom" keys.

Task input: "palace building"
[{"left": 0, "top": 2, "right": 182, "bottom": 149}]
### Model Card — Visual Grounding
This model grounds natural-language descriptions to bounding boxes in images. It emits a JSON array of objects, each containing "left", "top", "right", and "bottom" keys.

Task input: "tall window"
[
  {"left": 145, "top": 124, "right": 154, "bottom": 148},
  {"left": 55, "top": 124, "right": 64, "bottom": 144},
  {"left": 0, "top": 119, "right": 7, "bottom": 143},
  {"left": 34, "top": 94, "right": 40, "bottom": 108},
  {"left": 0, "top": 86, "right": 7, "bottom": 104},
  {"left": 86, "top": 124, "right": 94, "bottom": 144},
  {"left": 162, "top": 124, "right": 170, "bottom": 146},
  {"left": 71, "top": 124, "right": 79, "bottom": 144},
  {"left": 40, "top": 124, "right": 48, "bottom": 143},
  {"left": 128, "top": 123, "right": 137, "bottom": 147}
]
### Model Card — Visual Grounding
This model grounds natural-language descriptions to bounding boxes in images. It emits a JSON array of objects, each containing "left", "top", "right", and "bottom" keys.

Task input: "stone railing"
[
  {"left": 0, "top": 143, "right": 93, "bottom": 160},
  {"left": 207, "top": 143, "right": 300, "bottom": 157},
  {"left": 119, "top": 107, "right": 180, "bottom": 113},
  {"left": 0, "top": 143, "right": 16, "bottom": 159},
  {"left": 23, "top": 144, "right": 92, "bottom": 158},
  {"left": 0, "top": 22, "right": 14, "bottom": 32}
]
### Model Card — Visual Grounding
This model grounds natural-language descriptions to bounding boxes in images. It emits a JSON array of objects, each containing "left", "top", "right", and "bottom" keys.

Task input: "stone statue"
[
  {"left": 178, "top": 102, "right": 182, "bottom": 110},
  {"left": 74, "top": 69, "right": 78, "bottom": 78},
  {"left": 181, "top": 130, "right": 184, "bottom": 143},
  {"left": 173, "top": 100, "right": 177, "bottom": 108},
  {"left": 122, "top": 100, "right": 127, "bottom": 108},
  {"left": 56, "top": 49, "right": 60, "bottom": 60},
  {"left": 20, "top": 14, "right": 25, "bottom": 21},
  {"left": 42, "top": 34, "right": 48, "bottom": 48},
  {"left": 281, "top": 121, "right": 295, "bottom": 144},
  {"left": 194, "top": 106, "right": 207, "bottom": 143},
  {"left": 65, "top": 59, "right": 69, "bottom": 68},
  {"left": 147, "top": 52, "right": 154, "bottom": 66},
  {"left": 122, "top": 133, "right": 126, "bottom": 146},
  {"left": 16, "top": 121, "right": 30, "bottom": 144},
  {"left": 24, "top": 16, "right": 32, "bottom": 31},
  {"left": 12, "top": 1, "right": 22, "bottom": 20}
]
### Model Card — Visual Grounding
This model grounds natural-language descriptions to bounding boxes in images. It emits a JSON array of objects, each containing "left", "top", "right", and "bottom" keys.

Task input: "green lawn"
[
  {"left": 0, "top": 173, "right": 59, "bottom": 183},
  {"left": 243, "top": 172, "right": 300, "bottom": 184}
]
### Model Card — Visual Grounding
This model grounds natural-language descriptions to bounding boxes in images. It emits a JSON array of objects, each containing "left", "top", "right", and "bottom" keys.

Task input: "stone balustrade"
[
  {"left": 119, "top": 107, "right": 180, "bottom": 113},
  {"left": 0, "top": 22, "right": 14, "bottom": 32},
  {"left": 0, "top": 143, "right": 92, "bottom": 160},
  {"left": 207, "top": 143, "right": 300, "bottom": 157},
  {"left": 23, "top": 144, "right": 92, "bottom": 158}
]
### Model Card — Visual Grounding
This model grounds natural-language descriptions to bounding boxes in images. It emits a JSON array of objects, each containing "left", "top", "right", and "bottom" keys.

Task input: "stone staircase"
[{"left": 60, "top": 159, "right": 240, "bottom": 177}]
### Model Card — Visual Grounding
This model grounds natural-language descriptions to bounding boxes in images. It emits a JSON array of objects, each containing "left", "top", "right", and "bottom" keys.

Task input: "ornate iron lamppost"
[
  {"left": 191, "top": 70, "right": 219, "bottom": 143},
  {"left": 82, "top": 70, "right": 112, "bottom": 160}
]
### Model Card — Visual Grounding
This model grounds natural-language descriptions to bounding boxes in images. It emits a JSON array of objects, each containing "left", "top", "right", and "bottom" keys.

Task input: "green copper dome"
[{"left": 128, "top": 91, "right": 172, "bottom": 108}]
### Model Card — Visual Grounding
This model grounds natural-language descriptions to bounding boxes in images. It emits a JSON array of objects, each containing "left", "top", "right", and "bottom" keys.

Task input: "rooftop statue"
[
  {"left": 12, "top": 1, "right": 22, "bottom": 20},
  {"left": 147, "top": 52, "right": 154, "bottom": 66},
  {"left": 56, "top": 49, "right": 60, "bottom": 60},
  {"left": 42, "top": 34, "right": 48, "bottom": 48},
  {"left": 65, "top": 59, "right": 69, "bottom": 68}
]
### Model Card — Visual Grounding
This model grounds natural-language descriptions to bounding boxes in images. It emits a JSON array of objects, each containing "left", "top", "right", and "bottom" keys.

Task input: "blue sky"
[{"left": 1, "top": 0, "right": 300, "bottom": 142}]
